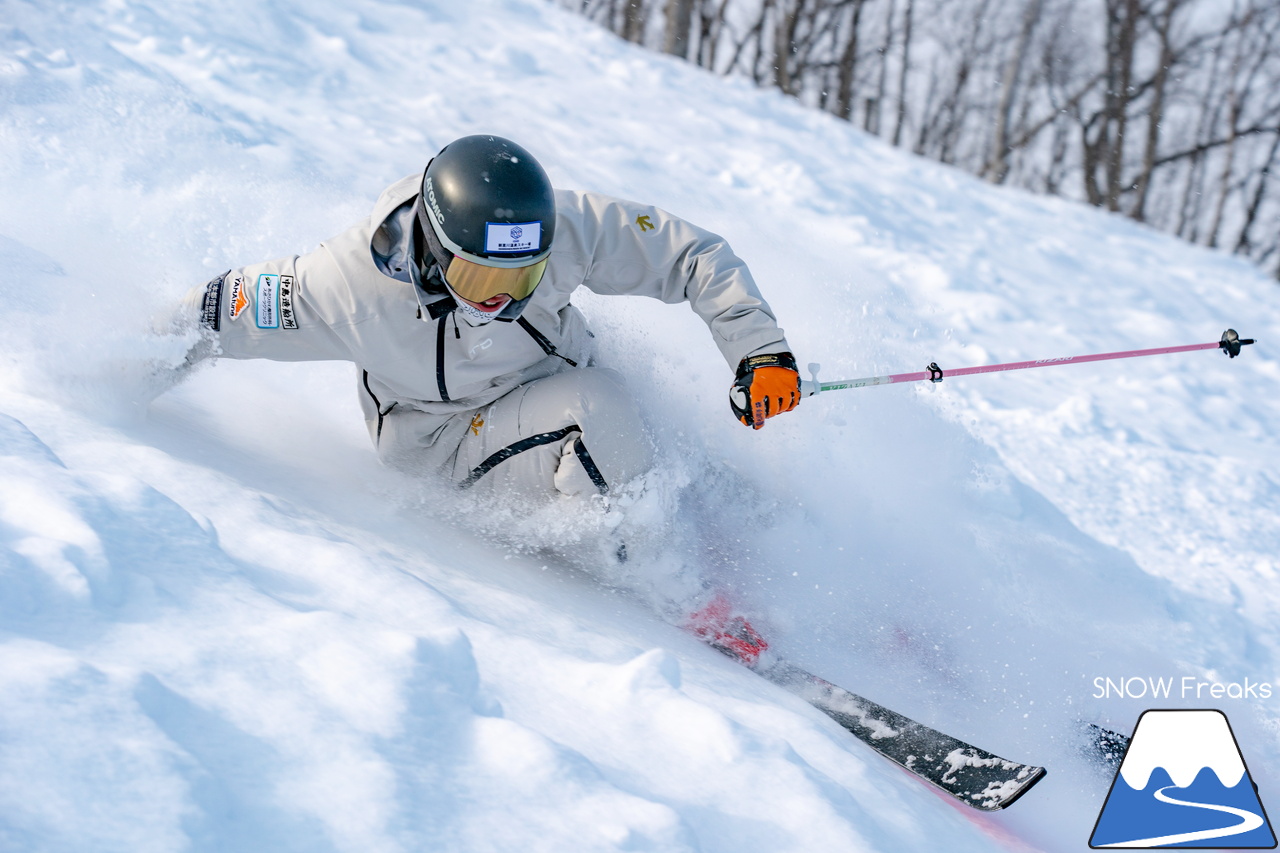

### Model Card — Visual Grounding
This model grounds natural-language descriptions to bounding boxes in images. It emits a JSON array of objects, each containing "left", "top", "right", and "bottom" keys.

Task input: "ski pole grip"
[{"left": 801, "top": 363, "right": 822, "bottom": 397}]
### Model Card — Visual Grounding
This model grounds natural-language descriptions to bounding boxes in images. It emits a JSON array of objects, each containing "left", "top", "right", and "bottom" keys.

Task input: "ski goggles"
[{"left": 443, "top": 254, "right": 547, "bottom": 304}]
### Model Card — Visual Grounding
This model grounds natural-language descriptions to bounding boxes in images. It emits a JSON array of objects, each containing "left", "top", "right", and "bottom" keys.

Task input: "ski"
[
  {"left": 1081, "top": 722, "right": 1131, "bottom": 771},
  {"left": 759, "top": 660, "right": 1047, "bottom": 810}
]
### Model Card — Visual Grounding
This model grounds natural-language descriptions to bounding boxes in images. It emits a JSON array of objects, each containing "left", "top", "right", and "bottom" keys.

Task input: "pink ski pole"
[{"left": 801, "top": 329, "right": 1255, "bottom": 397}]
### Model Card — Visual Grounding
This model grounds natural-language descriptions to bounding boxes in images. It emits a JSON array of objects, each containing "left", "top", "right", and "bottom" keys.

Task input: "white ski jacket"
[{"left": 182, "top": 174, "right": 791, "bottom": 460}]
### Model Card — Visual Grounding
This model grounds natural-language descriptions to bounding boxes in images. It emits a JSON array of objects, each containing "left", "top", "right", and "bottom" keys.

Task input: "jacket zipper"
[
  {"left": 436, "top": 314, "right": 451, "bottom": 401},
  {"left": 362, "top": 370, "right": 397, "bottom": 443},
  {"left": 517, "top": 317, "right": 579, "bottom": 367}
]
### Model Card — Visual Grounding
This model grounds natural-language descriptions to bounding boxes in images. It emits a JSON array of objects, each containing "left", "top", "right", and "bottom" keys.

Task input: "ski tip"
[
  {"left": 959, "top": 764, "right": 1047, "bottom": 811},
  {"left": 985, "top": 765, "right": 1047, "bottom": 810}
]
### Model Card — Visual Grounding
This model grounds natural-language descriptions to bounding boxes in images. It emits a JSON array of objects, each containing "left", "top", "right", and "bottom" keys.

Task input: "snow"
[{"left": 2, "top": 0, "right": 1279, "bottom": 851}]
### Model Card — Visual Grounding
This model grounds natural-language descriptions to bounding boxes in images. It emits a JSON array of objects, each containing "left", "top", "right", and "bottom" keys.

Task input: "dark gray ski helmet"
[{"left": 415, "top": 135, "right": 555, "bottom": 313}]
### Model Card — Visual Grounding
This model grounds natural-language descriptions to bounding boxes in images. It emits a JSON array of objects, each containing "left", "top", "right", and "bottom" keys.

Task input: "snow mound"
[{"left": 3, "top": 0, "right": 1279, "bottom": 851}]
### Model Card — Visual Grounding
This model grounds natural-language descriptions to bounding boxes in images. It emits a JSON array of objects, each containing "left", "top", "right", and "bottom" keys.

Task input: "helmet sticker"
[{"left": 484, "top": 221, "right": 541, "bottom": 254}]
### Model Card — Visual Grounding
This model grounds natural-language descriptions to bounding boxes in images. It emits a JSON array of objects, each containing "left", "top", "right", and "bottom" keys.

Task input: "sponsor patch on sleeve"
[
  {"left": 256, "top": 273, "right": 280, "bottom": 329},
  {"left": 227, "top": 274, "right": 251, "bottom": 322},
  {"left": 484, "top": 221, "right": 541, "bottom": 254},
  {"left": 279, "top": 274, "right": 298, "bottom": 330},
  {"left": 199, "top": 271, "right": 227, "bottom": 331}
]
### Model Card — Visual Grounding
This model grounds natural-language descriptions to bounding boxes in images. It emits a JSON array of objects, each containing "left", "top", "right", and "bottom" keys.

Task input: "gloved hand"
[{"left": 729, "top": 351, "right": 801, "bottom": 429}]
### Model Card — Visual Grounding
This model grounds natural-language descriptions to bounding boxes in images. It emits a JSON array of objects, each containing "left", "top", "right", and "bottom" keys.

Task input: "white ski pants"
[{"left": 364, "top": 367, "right": 654, "bottom": 501}]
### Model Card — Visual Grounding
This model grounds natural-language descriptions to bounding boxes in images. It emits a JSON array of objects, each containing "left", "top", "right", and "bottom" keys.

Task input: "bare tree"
[
  {"left": 1236, "top": 129, "right": 1280, "bottom": 255},
  {"left": 623, "top": 0, "right": 648, "bottom": 42},
  {"left": 664, "top": 0, "right": 696, "bottom": 57},
  {"left": 866, "top": 0, "right": 895, "bottom": 135},
  {"left": 890, "top": 0, "right": 913, "bottom": 147},
  {"left": 986, "top": 0, "right": 1044, "bottom": 184},
  {"left": 834, "top": 0, "right": 873, "bottom": 121},
  {"left": 556, "top": 0, "right": 1280, "bottom": 281},
  {"left": 1130, "top": 0, "right": 1181, "bottom": 221}
]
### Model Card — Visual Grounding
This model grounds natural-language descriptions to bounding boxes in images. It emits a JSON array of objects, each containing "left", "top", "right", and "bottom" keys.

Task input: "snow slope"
[{"left": 2, "top": 0, "right": 1279, "bottom": 850}]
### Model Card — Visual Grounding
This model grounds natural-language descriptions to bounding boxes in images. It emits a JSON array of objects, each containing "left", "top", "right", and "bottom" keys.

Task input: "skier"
[{"left": 180, "top": 134, "right": 795, "bottom": 664}]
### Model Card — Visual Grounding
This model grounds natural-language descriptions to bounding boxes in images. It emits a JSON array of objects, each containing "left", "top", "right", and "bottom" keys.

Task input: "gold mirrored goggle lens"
[{"left": 445, "top": 256, "right": 547, "bottom": 304}]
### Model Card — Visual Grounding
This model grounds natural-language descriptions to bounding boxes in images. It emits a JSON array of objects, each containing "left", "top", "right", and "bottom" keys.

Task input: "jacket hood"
[
  {"left": 367, "top": 173, "right": 425, "bottom": 286},
  {"left": 370, "top": 173, "right": 423, "bottom": 238}
]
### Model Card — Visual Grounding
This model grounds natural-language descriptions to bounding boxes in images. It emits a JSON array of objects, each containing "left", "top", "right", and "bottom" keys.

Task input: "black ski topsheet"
[
  {"left": 759, "top": 660, "right": 1046, "bottom": 811},
  {"left": 1081, "top": 722, "right": 1131, "bottom": 771}
]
